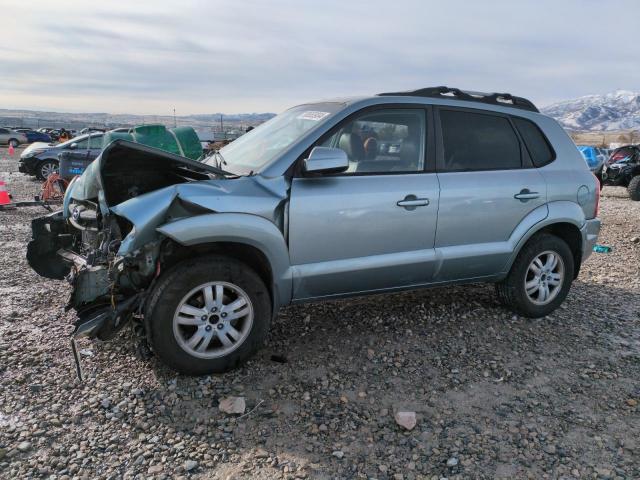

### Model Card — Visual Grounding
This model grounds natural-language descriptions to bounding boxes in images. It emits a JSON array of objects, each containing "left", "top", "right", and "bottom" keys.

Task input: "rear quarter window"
[{"left": 512, "top": 117, "right": 555, "bottom": 167}]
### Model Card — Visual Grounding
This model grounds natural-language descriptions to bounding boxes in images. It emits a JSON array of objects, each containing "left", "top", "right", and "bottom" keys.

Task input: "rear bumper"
[{"left": 581, "top": 218, "right": 601, "bottom": 262}]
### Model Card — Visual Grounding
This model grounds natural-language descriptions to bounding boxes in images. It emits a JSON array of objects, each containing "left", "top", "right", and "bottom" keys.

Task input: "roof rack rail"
[{"left": 377, "top": 86, "right": 539, "bottom": 113}]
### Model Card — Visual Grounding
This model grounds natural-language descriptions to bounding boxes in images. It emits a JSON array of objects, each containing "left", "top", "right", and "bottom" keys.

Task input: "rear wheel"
[
  {"left": 146, "top": 255, "right": 271, "bottom": 375},
  {"left": 36, "top": 160, "right": 58, "bottom": 180},
  {"left": 8, "top": 138, "right": 19, "bottom": 147},
  {"left": 627, "top": 175, "right": 640, "bottom": 201},
  {"left": 496, "top": 233, "right": 574, "bottom": 318}
]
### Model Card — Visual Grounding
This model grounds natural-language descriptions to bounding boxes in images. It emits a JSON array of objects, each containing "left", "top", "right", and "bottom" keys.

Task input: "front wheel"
[
  {"left": 146, "top": 255, "right": 271, "bottom": 375},
  {"left": 36, "top": 160, "right": 58, "bottom": 180},
  {"left": 8, "top": 139, "right": 19, "bottom": 148},
  {"left": 496, "top": 233, "right": 574, "bottom": 318}
]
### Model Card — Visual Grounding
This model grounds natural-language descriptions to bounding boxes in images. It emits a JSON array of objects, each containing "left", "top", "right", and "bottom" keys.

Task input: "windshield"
[{"left": 205, "top": 102, "right": 344, "bottom": 175}]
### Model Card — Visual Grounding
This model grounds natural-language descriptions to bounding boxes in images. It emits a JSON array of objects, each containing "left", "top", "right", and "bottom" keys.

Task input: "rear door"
[{"left": 433, "top": 107, "right": 547, "bottom": 280}]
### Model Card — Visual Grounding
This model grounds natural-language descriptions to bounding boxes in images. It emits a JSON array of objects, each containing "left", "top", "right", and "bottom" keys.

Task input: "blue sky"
[{"left": 3, "top": 0, "right": 639, "bottom": 114}]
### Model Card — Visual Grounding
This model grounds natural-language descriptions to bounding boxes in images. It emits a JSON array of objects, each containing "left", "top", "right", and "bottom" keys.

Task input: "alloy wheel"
[
  {"left": 172, "top": 281, "right": 254, "bottom": 359},
  {"left": 524, "top": 250, "right": 565, "bottom": 305},
  {"left": 40, "top": 161, "right": 58, "bottom": 179}
]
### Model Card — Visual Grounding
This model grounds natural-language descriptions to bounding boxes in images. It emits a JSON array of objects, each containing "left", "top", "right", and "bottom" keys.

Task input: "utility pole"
[{"left": 173, "top": 107, "right": 177, "bottom": 128}]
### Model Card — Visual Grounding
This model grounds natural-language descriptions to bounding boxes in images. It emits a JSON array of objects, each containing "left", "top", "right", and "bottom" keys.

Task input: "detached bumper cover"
[{"left": 581, "top": 218, "right": 601, "bottom": 262}]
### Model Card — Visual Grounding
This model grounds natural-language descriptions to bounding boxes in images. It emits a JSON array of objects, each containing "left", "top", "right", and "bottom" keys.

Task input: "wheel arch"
[
  {"left": 156, "top": 213, "right": 293, "bottom": 309},
  {"left": 38, "top": 157, "right": 59, "bottom": 168},
  {"left": 505, "top": 202, "right": 585, "bottom": 279},
  {"left": 160, "top": 240, "right": 275, "bottom": 305}
]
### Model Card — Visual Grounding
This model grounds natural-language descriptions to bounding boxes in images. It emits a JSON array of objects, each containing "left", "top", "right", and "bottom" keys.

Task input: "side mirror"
[
  {"left": 303, "top": 147, "right": 348, "bottom": 174},
  {"left": 69, "top": 142, "right": 78, "bottom": 150}
]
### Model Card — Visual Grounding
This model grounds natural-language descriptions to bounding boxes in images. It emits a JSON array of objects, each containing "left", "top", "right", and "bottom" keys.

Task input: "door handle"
[
  {"left": 397, "top": 195, "right": 429, "bottom": 209},
  {"left": 514, "top": 189, "right": 540, "bottom": 202}
]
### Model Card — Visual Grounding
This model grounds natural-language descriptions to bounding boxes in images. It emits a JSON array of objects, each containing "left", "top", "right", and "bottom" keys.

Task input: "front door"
[{"left": 288, "top": 107, "right": 440, "bottom": 300}]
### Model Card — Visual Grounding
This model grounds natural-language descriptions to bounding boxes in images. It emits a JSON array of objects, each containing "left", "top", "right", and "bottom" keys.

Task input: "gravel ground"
[{"left": 1, "top": 145, "right": 639, "bottom": 479}]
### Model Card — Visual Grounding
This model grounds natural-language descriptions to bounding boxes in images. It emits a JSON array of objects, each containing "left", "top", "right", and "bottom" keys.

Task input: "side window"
[
  {"left": 0, "top": 128, "right": 8, "bottom": 134},
  {"left": 440, "top": 110, "right": 521, "bottom": 171},
  {"left": 512, "top": 117, "right": 554, "bottom": 167},
  {"left": 73, "top": 137, "right": 90, "bottom": 149},
  {"left": 88, "top": 135, "right": 103, "bottom": 149},
  {"left": 318, "top": 108, "right": 425, "bottom": 174}
]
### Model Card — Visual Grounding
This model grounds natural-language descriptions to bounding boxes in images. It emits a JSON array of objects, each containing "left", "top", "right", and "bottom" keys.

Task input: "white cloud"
[{"left": 1, "top": 0, "right": 639, "bottom": 114}]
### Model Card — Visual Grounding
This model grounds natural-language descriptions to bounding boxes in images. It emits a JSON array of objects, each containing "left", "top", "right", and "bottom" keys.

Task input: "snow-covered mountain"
[{"left": 542, "top": 90, "right": 640, "bottom": 131}]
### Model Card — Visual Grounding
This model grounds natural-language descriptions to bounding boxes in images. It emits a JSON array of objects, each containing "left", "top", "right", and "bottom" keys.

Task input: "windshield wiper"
[
  {"left": 200, "top": 149, "right": 235, "bottom": 177},
  {"left": 213, "top": 150, "right": 227, "bottom": 171}
]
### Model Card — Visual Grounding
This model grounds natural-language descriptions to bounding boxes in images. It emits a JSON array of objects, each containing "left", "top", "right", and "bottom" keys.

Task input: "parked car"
[
  {"left": 15, "top": 128, "right": 53, "bottom": 144},
  {"left": 577, "top": 145, "right": 610, "bottom": 187},
  {"left": 18, "top": 133, "right": 104, "bottom": 180},
  {"left": 0, "top": 127, "right": 29, "bottom": 147},
  {"left": 601, "top": 145, "right": 640, "bottom": 200},
  {"left": 27, "top": 86, "right": 601, "bottom": 376},
  {"left": 577, "top": 146, "right": 602, "bottom": 171},
  {"left": 47, "top": 129, "right": 61, "bottom": 141}
]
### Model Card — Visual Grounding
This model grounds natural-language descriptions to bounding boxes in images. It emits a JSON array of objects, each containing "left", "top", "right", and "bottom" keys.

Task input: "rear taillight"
[{"left": 593, "top": 173, "right": 600, "bottom": 218}]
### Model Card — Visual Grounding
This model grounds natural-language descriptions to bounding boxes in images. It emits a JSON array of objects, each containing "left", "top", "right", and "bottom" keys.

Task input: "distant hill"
[
  {"left": 542, "top": 90, "right": 640, "bottom": 131},
  {"left": 5, "top": 91, "right": 640, "bottom": 133},
  {"left": 0, "top": 108, "right": 276, "bottom": 131}
]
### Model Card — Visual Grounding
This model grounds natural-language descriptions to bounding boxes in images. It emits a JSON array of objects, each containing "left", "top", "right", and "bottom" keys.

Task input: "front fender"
[{"left": 156, "top": 213, "right": 293, "bottom": 307}]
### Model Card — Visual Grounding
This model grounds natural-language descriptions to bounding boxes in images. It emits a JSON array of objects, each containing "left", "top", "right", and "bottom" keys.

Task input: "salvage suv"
[{"left": 27, "top": 86, "right": 601, "bottom": 376}]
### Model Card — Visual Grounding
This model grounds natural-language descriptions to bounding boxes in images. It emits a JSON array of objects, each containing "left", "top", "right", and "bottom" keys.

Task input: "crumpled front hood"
[
  {"left": 64, "top": 139, "right": 289, "bottom": 255},
  {"left": 114, "top": 176, "right": 288, "bottom": 254},
  {"left": 64, "top": 139, "right": 223, "bottom": 216}
]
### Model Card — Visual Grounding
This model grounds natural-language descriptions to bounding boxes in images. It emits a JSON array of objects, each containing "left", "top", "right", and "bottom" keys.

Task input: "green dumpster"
[{"left": 101, "top": 124, "right": 203, "bottom": 160}]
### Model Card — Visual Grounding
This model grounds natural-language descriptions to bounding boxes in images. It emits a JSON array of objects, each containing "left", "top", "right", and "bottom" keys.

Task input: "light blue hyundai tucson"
[{"left": 27, "top": 86, "right": 601, "bottom": 375}]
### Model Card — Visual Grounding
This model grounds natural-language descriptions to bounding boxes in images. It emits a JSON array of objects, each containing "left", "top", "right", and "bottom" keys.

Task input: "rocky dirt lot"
[{"left": 1, "top": 146, "right": 639, "bottom": 480}]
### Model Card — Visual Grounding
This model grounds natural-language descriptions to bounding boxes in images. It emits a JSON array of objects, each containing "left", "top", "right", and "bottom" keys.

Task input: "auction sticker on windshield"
[{"left": 297, "top": 111, "right": 331, "bottom": 121}]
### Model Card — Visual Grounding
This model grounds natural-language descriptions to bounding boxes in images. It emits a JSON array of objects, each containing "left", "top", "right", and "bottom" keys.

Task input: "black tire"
[
  {"left": 495, "top": 233, "right": 574, "bottom": 318},
  {"left": 8, "top": 138, "right": 19, "bottom": 148},
  {"left": 36, "top": 160, "right": 58, "bottom": 180},
  {"left": 145, "top": 254, "right": 271, "bottom": 375},
  {"left": 627, "top": 175, "right": 640, "bottom": 201}
]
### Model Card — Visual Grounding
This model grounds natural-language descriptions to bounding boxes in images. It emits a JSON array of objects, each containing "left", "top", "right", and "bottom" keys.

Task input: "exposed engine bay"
[{"left": 27, "top": 142, "right": 213, "bottom": 342}]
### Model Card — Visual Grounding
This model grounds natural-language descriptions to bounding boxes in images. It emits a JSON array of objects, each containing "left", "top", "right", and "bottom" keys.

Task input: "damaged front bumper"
[{"left": 27, "top": 210, "right": 159, "bottom": 379}]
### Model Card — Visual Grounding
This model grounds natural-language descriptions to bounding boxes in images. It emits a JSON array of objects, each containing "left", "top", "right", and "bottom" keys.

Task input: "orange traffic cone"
[
  {"left": 0, "top": 180, "right": 11, "bottom": 205},
  {"left": 8, "top": 143, "right": 15, "bottom": 156}
]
